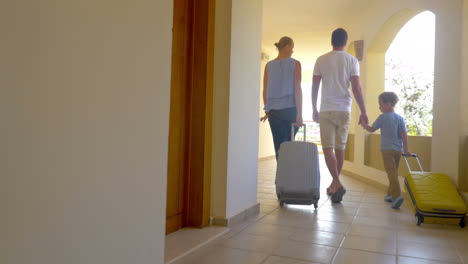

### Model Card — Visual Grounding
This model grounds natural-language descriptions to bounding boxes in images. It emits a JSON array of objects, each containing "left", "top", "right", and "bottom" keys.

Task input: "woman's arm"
[
  {"left": 260, "top": 65, "right": 269, "bottom": 122},
  {"left": 263, "top": 66, "right": 268, "bottom": 108},
  {"left": 294, "top": 61, "right": 303, "bottom": 126}
]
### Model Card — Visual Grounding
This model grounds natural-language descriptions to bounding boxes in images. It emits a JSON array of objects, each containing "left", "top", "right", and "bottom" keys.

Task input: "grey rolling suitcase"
[{"left": 275, "top": 124, "right": 321, "bottom": 208}]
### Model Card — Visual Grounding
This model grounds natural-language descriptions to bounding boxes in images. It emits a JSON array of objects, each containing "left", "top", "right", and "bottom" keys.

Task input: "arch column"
[
  {"left": 431, "top": 7, "right": 463, "bottom": 184},
  {"left": 362, "top": 8, "right": 463, "bottom": 185},
  {"left": 357, "top": 9, "right": 424, "bottom": 173}
]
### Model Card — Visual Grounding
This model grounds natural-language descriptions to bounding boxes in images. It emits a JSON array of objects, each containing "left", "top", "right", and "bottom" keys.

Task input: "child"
[{"left": 361, "top": 92, "right": 411, "bottom": 209}]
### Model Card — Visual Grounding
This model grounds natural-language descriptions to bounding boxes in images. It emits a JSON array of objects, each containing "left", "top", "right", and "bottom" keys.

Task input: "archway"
[
  {"left": 364, "top": 9, "right": 434, "bottom": 175},
  {"left": 385, "top": 11, "right": 435, "bottom": 137}
]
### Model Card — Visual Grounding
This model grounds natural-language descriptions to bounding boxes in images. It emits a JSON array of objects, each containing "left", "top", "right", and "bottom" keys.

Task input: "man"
[{"left": 312, "top": 28, "right": 368, "bottom": 203}]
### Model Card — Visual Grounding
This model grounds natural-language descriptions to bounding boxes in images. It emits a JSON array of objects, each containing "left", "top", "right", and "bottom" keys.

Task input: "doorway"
[{"left": 166, "top": 0, "right": 214, "bottom": 234}]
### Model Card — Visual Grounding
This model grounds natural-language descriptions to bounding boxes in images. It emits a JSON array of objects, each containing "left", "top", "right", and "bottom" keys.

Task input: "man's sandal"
[{"left": 331, "top": 187, "right": 346, "bottom": 203}]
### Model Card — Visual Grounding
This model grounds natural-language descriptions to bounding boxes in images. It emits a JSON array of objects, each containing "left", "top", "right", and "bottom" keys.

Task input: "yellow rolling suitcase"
[{"left": 403, "top": 154, "right": 467, "bottom": 227}]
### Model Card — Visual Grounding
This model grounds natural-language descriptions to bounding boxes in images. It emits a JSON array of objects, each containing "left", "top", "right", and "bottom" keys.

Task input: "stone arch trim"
[
  {"left": 363, "top": 8, "right": 435, "bottom": 174},
  {"left": 368, "top": 8, "right": 425, "bottom": 54}
]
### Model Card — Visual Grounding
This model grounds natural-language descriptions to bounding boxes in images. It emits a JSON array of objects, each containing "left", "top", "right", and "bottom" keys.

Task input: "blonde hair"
[{"left": 274, "top": 36, "right": 293, "bottom": 50}]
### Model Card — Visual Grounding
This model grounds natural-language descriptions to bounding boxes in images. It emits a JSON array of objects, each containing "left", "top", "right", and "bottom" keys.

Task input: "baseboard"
[
  {"left": 212, "top": 203, "right": 260, "bottom": 227},
  {"left": 341, "top": 169, "right": 389, "bottom": 192}
]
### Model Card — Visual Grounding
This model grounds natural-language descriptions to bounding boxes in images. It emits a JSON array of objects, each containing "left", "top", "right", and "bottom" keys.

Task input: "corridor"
[{"left": 173, "top": 157, "right": 468, "bottom": 264}]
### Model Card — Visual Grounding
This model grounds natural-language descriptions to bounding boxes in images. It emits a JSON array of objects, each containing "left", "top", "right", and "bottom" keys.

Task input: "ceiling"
[
  {"left": 262, "top": 0, "right": 374, "bottom": 79},
  {"left": 263, "top": 0, "right": 374, "bottom": 38}
]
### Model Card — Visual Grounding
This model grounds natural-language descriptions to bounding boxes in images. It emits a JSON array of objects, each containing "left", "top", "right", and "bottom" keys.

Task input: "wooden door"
[{"left": 166, "top": 0, "right": 214, "bottom": 235}]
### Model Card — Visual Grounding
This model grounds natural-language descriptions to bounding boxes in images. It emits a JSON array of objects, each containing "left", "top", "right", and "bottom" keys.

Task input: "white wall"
[
  {"left": 463, "top": 1, "right": 468, "bottom": 135},
  {"left": 345, "top": 0, "right": 464, "bottom": 185},
  {"left": 3, "top": 1, "right": 172, "bottom": 263},
  {"left": 431, "top": 2, "right": 462, "bottom": 184},
  {"left": 226, "top": 0, "right": 263, "bottom": 217},
  {"left": 211, "top": 0, "right": 232, "bottom": 220},
  {"left": 461, "top": 0, "right": 468, "bottom": 190},
  {"left": 258, "top": 58, "right": 276, "bottom": 158},
  {"left": 462, "top": 1, "right": 468, "bottom": 137}
]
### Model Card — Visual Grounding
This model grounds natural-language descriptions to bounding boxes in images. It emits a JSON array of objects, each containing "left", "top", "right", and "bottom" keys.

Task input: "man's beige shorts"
[{"left": 319, "top": 111, "right": 350, "bottom": 150}]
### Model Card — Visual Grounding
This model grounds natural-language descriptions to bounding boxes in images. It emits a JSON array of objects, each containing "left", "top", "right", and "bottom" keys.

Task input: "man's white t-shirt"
[{"left": 313, "top": 51, "right": 360, "bottom": 112}]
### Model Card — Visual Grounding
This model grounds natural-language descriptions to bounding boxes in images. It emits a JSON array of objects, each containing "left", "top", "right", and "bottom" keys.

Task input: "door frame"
[{"left": 166, "top": 0, "right": 215, "bottom": 234}]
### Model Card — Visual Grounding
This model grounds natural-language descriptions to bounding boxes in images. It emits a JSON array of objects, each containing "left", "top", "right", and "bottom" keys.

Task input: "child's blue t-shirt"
[{"left": 372, "top": 112, "right": 407, "bottom": 152}]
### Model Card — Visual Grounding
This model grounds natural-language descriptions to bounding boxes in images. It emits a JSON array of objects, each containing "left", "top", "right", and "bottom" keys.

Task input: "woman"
[{"left": 261, "top": 36, "right": 303, "bottom": 160}]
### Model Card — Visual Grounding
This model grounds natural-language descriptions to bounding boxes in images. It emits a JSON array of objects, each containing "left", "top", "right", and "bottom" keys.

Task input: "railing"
[{"left": 294, "top": 121, "right": 321, "bottom": 144}]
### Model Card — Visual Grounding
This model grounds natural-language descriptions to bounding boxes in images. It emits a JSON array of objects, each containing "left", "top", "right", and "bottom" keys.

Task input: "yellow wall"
[
  {"left": 210, "top": 0, "right": 232, "bottom": 221},
  {"left": 345, "top": 134, "right": 355, "bottom": 162},
  {"left": 365, "top": 135, "right": 432, "bottom": 176},
  {"left": 460, "top": 137, "right": 468, "bottom": 190},
  {"left": 4, "top": 0, "right": 172, "bottom": 263},
  {"left": 212, "top": 0, "right": 263, "bottom": 219}
]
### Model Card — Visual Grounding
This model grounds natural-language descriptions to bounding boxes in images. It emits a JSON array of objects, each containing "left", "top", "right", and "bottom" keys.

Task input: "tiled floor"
[{"left": 172, "top": 156, "right": 468, "bottom": 264}]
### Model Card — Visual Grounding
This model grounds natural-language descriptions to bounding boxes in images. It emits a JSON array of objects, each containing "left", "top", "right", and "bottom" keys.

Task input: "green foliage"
[{"left": 386, "top": 59, "right": 433, "bottom": 136}]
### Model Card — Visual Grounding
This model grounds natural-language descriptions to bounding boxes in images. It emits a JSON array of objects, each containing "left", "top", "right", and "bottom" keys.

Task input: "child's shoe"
[
  {"left": 391, "top": 196, "right": 404, "bottom": 209},
  {"left": 384, "top": 194, "right": 392, "bottom": 202}
]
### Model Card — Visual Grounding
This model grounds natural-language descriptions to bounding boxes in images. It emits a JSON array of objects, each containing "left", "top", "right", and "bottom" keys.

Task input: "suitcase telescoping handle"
[
  {"left": 402, "top": 153, "right": 424, "bottom": 173},
  {"left": 291, "top": 123, "right": 306, "bottom": 142}
]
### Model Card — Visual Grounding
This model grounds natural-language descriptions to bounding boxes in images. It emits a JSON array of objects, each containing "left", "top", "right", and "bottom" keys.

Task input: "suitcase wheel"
[
  {"left": 416, "top": 215, "right": 424, "bottom": 226},
  {"left": 314, "top": 203, "right": 318, "bottom": 209},
  {"left": 459, "top": 217, "right": 466, "bottom": 228}
]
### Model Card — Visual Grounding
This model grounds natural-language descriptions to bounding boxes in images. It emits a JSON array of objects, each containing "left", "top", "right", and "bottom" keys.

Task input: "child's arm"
[
  {"left": 362, "top": 115, "right": 381, "bottom": 133},
  {"left": 362, "top": 122, "right": 377, "bottom": 133},
  {"left": 401, "top": 131, "right": 411, "bottom": 156}
]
